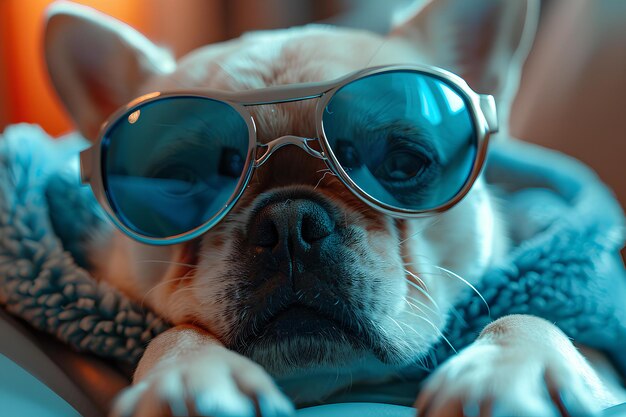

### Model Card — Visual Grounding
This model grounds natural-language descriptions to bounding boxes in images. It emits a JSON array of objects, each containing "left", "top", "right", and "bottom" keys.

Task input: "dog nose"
[{"left": 249, "top": 199, "right": 335, "bottom": 251}]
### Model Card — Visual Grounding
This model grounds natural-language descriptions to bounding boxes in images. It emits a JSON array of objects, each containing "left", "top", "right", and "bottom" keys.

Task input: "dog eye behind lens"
[
  {"left": 367, "top": 136, "right": 442, "bottom": 207},
  {"left": 375, "top": 150, "right": 429, "bottom": 182}
]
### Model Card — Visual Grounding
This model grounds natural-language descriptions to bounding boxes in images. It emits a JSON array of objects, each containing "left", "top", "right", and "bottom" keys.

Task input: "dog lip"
[
  {"left": 266, "top": 303, "right": 336, "bottom": 332},
  {"left": 264, "top": 302, "right": 334, "bottom": 327},
  {"left": 240, "top": 300, "right": 368, "bottom": 345}
]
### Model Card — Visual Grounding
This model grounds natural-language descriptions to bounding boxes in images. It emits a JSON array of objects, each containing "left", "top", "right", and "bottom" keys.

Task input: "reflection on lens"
[
  {"left": 103, "top": 97, "right": 250, "bottom": 238},
  {"left": 322, "top": 70, "right": 477, "bottom": 211}
]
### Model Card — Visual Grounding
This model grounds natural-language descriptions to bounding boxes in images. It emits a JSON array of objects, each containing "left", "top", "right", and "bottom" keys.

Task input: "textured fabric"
[
  {"left": 0, "top": 124, "right": 169, "bottom": 366},
  {"left": 0, "top": 124, "right": 624, "bottom": 385}
]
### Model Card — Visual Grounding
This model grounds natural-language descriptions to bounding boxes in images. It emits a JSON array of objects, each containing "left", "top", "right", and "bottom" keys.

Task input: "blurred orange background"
[
  {"left": 1, "top": 1, "right": 161, "bottom": 136},
  {"left": 0, "top": 0, "right": 624, "bottom": 232},
  {"left": 0, "top": 0, "right": 350, "bottom": 137}
]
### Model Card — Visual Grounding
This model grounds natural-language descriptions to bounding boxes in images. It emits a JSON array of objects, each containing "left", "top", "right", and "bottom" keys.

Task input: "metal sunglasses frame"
[{"left": 80, "top": 64, "right": 498, "bottom": 245}]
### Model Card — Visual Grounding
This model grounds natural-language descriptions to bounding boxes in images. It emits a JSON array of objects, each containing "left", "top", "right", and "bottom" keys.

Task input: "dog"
[{"left": 44, "top": 1, "right": 625, "bottom": 416}]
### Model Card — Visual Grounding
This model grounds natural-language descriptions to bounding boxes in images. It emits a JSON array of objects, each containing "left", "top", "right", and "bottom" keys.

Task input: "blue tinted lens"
[
  {"left": 103, "top": 97, "right": 250, "bottom": 238},
  {"left": 323, "top": 71, "right": 477, "bottom": 211}
]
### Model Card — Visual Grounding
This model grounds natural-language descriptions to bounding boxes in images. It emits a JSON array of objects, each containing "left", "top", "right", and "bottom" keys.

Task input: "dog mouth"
[
  {"left": 226, "top": 299, "right": 376, "bottom": 372},
  {"left": 260, "top": 303, "right": 345, "bottom": 336}
]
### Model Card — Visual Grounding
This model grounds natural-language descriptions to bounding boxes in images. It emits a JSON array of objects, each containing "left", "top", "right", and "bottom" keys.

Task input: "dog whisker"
[
  {"left": 135, "top": 259, "right": 199, "bottom": 268},
  {"left": 402, "top": 253, "right": 435, "bottom": 261},
  {"left": 140, "top": 269, "right": 197, "bottom": 308},
  {"left": 432, "top": 265, "right": 491, "bottom": 318},
  {"left": 403, "top": 276, "right": 440, "bottom": 312},
  {"left": 403, "top": 268, "right": 429, "bottom": 292},
  {"left": 401, "top": 260, "right": 490, "bottom": 318},
  {"left": 448, "top": 304, "right": 468, "bottom": 327},
  {"left": 367, "top": 317, "right": 389, "bottom": 338},
  {"left": 403, "top": 310, "right": 457, "bottom": 354},
  {"left": 398, "top": 216, "right": 444, "bottom": 246},
  {"left": 361, "top": 35, "right": 391, "bottom": 69},
  {"left": 168, "top": 286, "right": 205, "bottom": 301},
  {"left": 404, "top": 297, "right": 438, "bottom": 317},
  {"left": 412, "top": 354, "right": 433, "bottom": 372},
  {"left": 394, "top": 317, "right": 428, "bottom": 341},
  {"left": 387, "top": 315, "right": 407, "bottom": 336},
  {"left": 313, "top": 169, "right": 336, "bottom": 190}
]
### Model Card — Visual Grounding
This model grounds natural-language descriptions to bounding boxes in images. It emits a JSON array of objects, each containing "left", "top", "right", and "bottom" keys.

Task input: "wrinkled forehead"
[{"left": 146, "top": 26, "right": 427, "bottom": 92}]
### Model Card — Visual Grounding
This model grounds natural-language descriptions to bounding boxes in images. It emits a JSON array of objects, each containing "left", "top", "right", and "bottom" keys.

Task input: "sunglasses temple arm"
[
  {"left": 479, "top": 95, "right": 498, "bottom": 133},
  {"left": 79, "top": 147, "right": 94, "bottom": 184}
]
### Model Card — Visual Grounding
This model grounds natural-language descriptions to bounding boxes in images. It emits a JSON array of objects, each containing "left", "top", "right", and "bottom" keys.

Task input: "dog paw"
[
  {"left": 415, "top": 342, "right": 602, "bottom": 417},
  {"left": 110, "top": 345, "right": 294, "bottom": 417}
]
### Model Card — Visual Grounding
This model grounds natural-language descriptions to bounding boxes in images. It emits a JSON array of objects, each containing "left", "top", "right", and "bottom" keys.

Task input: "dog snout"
[
  {"left": 244, "top": 189, "right": 344, "bottom": 287},
  {"left": 249, "top": 198, "right": 335, "bottom": 252}
]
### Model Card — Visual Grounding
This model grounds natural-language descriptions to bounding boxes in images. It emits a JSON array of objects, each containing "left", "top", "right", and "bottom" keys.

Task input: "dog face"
[
  {"left": 46, "top": 0, "right": 530, "bottom": 391},
  {"left": 138, "top": 28, "right": 494, "bottom": 373}
]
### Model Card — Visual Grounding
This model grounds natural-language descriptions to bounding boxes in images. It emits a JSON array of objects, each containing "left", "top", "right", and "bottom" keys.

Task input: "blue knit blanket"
[{"left": 1, "top": 124, "right": 625, "bottom": 381}]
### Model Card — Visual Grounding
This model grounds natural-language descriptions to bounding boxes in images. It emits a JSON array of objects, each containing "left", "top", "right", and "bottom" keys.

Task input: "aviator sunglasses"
[{"left": 80, "top": 65, "right": 498, "bottom": 245}]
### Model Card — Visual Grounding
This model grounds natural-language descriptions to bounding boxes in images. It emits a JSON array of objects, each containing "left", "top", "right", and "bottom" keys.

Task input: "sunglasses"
[{"left": 80, "top": 65, "right": 498, "bottom": 245}]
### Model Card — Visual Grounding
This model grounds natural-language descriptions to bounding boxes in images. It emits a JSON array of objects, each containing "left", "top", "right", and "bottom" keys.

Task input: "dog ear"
[
  {"left": 44, "top": 2, "right": 176, "bottom": 141},
  {"left": 391, "top": 0, "right": 539, "bottom": 136}
]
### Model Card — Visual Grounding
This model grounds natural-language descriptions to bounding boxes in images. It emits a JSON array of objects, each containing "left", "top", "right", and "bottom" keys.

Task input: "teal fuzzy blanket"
[{"left": 1, "top": 124, "right": 625, "bottom": 381}]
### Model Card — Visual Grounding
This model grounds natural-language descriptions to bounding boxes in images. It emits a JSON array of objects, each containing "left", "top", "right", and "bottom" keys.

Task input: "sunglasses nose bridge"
[{"left": 254, "top": 135, "right": 324, "bottom": 167}]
